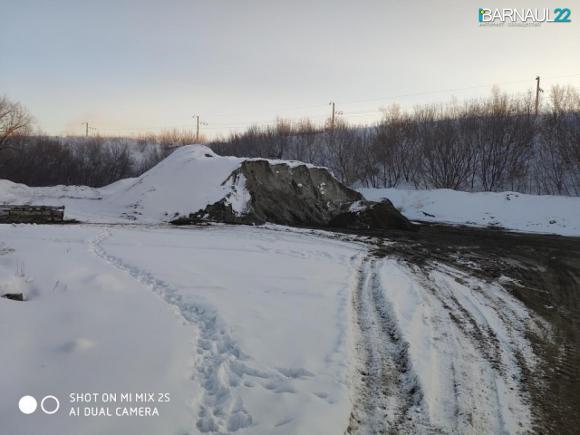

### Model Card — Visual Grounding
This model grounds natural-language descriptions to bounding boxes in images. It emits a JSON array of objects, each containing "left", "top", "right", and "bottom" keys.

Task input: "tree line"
[
  {"left": 210, "top": 86, "right": 580, "bottom": 196},
  {"left": 1, "top": 87, "right": 579, "bottom": 195},
  {"left": 1, "top": 96, "right": 208, "bottom": 186},
  {"left": 0, "top": 134, "right": 174, "bottom": 187}
]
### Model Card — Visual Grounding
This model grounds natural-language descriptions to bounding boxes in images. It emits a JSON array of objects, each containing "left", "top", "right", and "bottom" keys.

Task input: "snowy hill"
[
  {"left": 0, "top": 146, "right": 245, "bottom": 223},
  {"left": 360, "top": 188, "right": 580, "bottom": 237},
  {"left": 105, "top": 146, "right": 245, "bottom": 222},
  {"left": 0, "top": 145, "right": 318, "bottom": 223}
]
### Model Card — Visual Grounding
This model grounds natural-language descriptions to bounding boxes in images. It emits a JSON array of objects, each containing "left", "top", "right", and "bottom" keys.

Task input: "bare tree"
[
  {"left": 0, "top": 96, "right": 33, "bottom": 150},
  {"left": 326, "top": 120, "right": 365, "bottom": 185},
  {"left": 272, "top": 118, "right": 293, "bottom": 159},
  {"left": 471, "top": 90, "right": 534, "bottom": 191},
  {"left": 536, "top": 86, "right": 580, "bottom": 194},
  {"left": 204, "top": 87, "right": 580, "bottom": 196},
  {"left": 413, "top": 104, "right": 473, "bottom": 189},
  {"left": 157, "top": 128, "right": 203, "bottom": 148},
  {"left": 373, "top": 105, "right": 415, "bottom": 187},
  {"left": 290, "top": 118, "right": 320, "bottom": 163}
]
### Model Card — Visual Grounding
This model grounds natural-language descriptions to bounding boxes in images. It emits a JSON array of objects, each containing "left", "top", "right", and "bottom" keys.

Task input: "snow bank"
[{"left": 360, "top": 188, "right": 580, "bottom": 237}]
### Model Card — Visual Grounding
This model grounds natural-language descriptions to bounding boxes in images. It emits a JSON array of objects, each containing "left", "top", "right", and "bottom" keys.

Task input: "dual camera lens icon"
[{"left": 18, "top": 395, "right": 60, "bottom": 415}]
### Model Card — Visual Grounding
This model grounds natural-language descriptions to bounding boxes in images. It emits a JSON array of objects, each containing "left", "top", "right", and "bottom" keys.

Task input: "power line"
[
  {"left": 191, "top": 73, "right": 580, "bottom": 123},
  {"left": 328, "top": 73, "right": 580, "bottom": 108},
  {"left": 199, "top": 73, "right": 580, "bottom": 130},
  {"left": 55, "top": 73, "right": 580, "bottom": 138}
]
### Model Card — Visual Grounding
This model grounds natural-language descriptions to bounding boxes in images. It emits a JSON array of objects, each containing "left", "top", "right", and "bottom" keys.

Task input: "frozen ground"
[
  {"left": 0, "top": 223, "right": 549, "bottom": 434},
  {"left": 360, "top": 188, "right": 580, "bottom": 237}
]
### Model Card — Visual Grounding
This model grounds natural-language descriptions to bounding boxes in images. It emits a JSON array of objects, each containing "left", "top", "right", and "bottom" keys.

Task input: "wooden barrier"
[{"left": 0, "top": 205, "right": 65, "bottom": 223}]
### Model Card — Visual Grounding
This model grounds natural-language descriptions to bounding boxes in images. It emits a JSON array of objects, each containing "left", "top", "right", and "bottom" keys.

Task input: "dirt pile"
[
  {"left": 172, "top": 159, "right": 412, "bottom": 230},
  {"left": 329, "top": 200, "right": 414, "bottom": 231}
]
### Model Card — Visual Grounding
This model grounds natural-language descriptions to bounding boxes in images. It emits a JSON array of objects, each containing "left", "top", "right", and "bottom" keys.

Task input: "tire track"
[
  {"left": 347, "top": 256, "right": 432, "bottom": 435},
  {"left": 370, "top": 256, "right": 540, "bottom": 434}
]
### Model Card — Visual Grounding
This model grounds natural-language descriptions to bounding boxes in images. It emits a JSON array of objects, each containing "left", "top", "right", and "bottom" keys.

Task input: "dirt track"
[
  {"left": 339, "top": 223, "right": 580, "bottom": 434},
  {"left": 347, "top": 257, "right": 432, "bottom": 435}
]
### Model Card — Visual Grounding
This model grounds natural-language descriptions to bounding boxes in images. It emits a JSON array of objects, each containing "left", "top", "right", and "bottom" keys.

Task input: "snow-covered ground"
[
  {"left": 360, "top": 188, "right": 580, "bottom": 237},
  {"left": 0, "top": 149, "right": 566, "bottom": 434},
  {"left": 374, "top": 260, "right": 539, "bottom": 433},
  {"left": 1, "top": 223, "right": 546, "bottom": 434},
  {"left": 0, "top": 224, "right": 365, "bottom": 435}
]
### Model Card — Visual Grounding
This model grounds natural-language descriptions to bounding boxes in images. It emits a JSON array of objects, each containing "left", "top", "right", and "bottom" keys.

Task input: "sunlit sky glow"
[{"left": 1, "top": 0, "right": 579, "bottom": 138}]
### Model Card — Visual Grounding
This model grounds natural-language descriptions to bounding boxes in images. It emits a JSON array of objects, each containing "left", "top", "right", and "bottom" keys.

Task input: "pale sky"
[{"left": 1, "top": 0, "right": 579, "bottom": 138}]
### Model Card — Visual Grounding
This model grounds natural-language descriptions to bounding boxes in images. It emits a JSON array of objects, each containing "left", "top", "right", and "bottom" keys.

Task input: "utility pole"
[
  {"left": 81, "top": 122, "right": 98, "bottom": 137},
  {"left": 329, "top": 101, "right": 335, "bottom": 130},
  {"left": 328, "top": 101, "right": 343, "bottom": 130},
  {"left": 535, "top": 76, "right": 544, "bottom": 116},
  {"left": 192, "top": 115, "right": 208, "bottom": 143},
  {"left": 193, "top": 115, "right": 200, "bottom": 142}
]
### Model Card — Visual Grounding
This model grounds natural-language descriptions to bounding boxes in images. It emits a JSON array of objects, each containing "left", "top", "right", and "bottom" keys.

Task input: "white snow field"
[
  {"left": 0, "top": 224, "right": 366, "bottom": 435},
  {"left": 360, "top": 188, "right": 580, "bottom": 237}
]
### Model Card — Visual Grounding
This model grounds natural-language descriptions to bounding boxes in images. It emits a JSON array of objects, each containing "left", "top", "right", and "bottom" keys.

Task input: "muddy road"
[{"left": 338, "top": 222, "right": 580, "bottom": 434}]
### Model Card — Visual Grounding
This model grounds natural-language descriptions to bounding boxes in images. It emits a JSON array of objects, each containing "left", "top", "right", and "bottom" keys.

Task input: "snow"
[
  {"left": 0, "top": 145, "right": 317, "bottom": 224},
  {"left": 0, "top": 225, "right": 195, "bottom": 435},
  {"left": 348, "top": 200, "right": 367, "bottom": 213},
  {"left": 103, "top": 146, "right": 245, "bottom": 222},
  {"left": 0, "top": 222, "right": 545, "bottom": 434},
  {"left": 360, "top": 188, "right": 580, "bottom": 237},
  {"left": 223, "top": 173, "right": 251, "bottom": 215},
  {"left": 374, "top": 259, "right": 543, "bottom": 434},
  {"left": 0, "top": 224, "right": 364, "bottom": 435},
  {"left": 0, "top": 149, "right": 563, "bottom": 434},
  {"left": 5, "top": 147, "right": 578, "bottom": 238}
]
